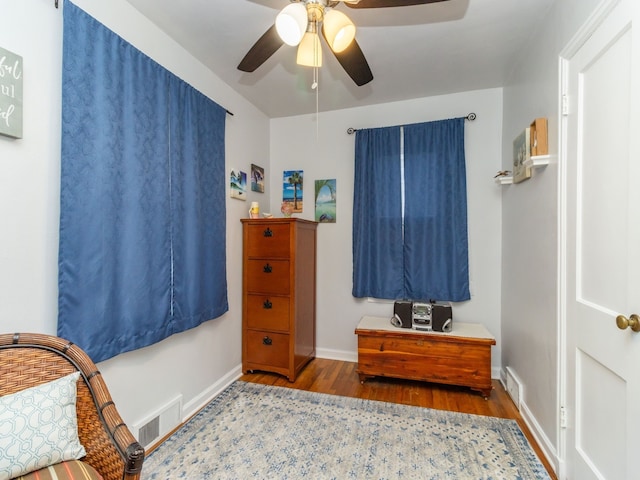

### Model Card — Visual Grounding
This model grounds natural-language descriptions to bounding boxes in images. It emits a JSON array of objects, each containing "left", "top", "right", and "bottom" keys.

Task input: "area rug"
[{"left": 141, "top": 381, "right": 550, "bottom": 479}]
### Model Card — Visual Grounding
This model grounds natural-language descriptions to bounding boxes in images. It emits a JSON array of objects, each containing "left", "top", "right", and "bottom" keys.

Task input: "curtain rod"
[{"left": 346, "top": 112, "right": 476, "bottom": 135}]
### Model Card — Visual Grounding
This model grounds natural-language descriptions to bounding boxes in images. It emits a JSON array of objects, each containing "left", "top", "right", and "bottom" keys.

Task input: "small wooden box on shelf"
[
  {"left": 529, "top": 117, "right": 548, "bottom": 157},
  {"left": 525, "top": 117, "right": 551, "bottom": 169}
]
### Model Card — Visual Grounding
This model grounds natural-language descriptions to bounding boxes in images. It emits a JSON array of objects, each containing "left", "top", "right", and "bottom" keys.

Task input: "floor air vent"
[
  {"left": 505, "top": 366, "right": 523, "bottom": 410},
  {"left": 134, "top": 395, "right": 182, "bottom": 448},
  {"left": 138, "top": 416, "right": 159, "bottom": 447}
]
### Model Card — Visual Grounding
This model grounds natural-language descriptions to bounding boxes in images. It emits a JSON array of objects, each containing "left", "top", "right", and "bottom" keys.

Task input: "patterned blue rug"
[{"left": 141, "top": 381, "right": 550, "bottom": 479}]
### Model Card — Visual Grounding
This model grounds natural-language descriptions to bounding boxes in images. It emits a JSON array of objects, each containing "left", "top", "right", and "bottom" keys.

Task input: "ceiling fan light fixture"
[
  {"left": 275, "top": 3, "right": 307, "bottom": 46},
  {"left": 322, "top": 9, "right": 356, "bottom": 53},
  {"left": 296, "top": 30, "right": 323, "bottom": 67}
]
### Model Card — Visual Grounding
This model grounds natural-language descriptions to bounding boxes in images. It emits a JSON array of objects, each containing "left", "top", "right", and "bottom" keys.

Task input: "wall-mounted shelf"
[
  {"left": 495, "top": 175, "right": 513, "bottom": 185},
  {"left": 524, "top": 154, "right": 551, "bottom": 169}
]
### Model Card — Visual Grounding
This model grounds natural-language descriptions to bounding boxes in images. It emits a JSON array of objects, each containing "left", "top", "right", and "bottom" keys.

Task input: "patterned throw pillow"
[{"left": 0, "top": 372, "right": 86, "bottom": 480}]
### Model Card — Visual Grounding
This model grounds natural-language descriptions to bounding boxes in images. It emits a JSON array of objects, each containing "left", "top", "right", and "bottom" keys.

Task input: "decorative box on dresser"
[{"left": 241, "top": 218, "right": 317, "bottom": 382}]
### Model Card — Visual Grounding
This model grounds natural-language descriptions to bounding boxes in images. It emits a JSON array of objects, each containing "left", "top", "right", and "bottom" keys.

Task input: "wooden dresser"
[
  {"left": 241, "top": 218, "right": 317, "bottom": 381},
  {"left": 355, "top": 316, "right": 496, "bottom": 397}
]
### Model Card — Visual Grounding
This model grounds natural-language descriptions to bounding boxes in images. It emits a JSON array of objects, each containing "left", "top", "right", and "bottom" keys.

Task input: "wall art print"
[
  {"left": 513, "top": 127, "right": 531, "bottom": 184},
  {"left": 315, "top": 179, "right": 336, "bottom": 223},
  {"left": 251, "top": 164, "right": 264, "bottom": 193},
  {"left": 230, "top": 169, "right": 247, "bottom": 200},
  {"left": 283, "top": 170, "right": 303, "bottom": 213},
  {"left": 0, "top": 46, "right": 23, "bottom": 139}
]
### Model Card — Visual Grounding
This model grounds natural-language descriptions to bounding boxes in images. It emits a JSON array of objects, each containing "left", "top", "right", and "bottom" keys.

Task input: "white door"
[{"left": 563, "top": 1, "right": 640, "bottom": 479}]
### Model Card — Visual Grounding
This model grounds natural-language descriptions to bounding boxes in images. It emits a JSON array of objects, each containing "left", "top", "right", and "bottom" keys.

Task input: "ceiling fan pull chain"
[{"left": 315, "top": 66, "right": 320, "bottom": 140}]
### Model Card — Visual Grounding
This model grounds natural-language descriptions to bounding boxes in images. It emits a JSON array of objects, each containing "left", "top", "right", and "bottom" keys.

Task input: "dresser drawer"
[
  {"left": 246, "top": 223, "right": 291, "bottom": 258},
  {"left": 246, "top": 259, "right": 290, "bottom": 294},
  {"left": 245, "top": 330, "right": 289, "bottom": 369},
  {"left": 246, "top": 294, "right": 290, "bottom": 331}
]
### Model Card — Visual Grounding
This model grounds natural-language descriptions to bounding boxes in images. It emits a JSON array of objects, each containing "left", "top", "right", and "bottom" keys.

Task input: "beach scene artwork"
[
  {"left": 251, "top": 164, "right": 264, "bottom": 193},
  {"left": 315, "top": 179, "right": 336, "bottom": 223},
  {"left": 283, "top": 170, "right": 303, "bottom": 213},
  {"left": 230, "top": 169, "right": 246, "bottom": 200}
]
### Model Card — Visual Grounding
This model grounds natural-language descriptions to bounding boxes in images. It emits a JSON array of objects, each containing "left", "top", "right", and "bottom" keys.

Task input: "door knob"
[{"left": 616, "top": 314, "right": 640, "bottom": 332}]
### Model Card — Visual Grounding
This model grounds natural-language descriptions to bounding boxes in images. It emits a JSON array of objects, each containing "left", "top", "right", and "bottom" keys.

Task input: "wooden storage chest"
[{"left": 355, "top": 316, "right": 496, "bottom": 397}]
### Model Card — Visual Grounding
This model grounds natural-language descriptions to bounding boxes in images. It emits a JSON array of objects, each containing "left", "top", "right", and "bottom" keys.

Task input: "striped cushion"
[{"left": 13, "top": 461, "right": 103, "bottom": 480}]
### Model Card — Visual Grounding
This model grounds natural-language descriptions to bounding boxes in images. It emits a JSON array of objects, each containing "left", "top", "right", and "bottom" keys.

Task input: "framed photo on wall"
[
  {"left": 251, "top": 164, "right": 264, "bottom": 193},
  {"left": 283, "top": 170, "right": 303, "bottom": 213},
  {"left": 230, "top": 169, "right": 247, "bottom": 200},
  {"left": 315, "top": 179, "right": 336, "bottom": 223},
  {"left": 513, "top": 128, "right": 531, "bottom": 184}
]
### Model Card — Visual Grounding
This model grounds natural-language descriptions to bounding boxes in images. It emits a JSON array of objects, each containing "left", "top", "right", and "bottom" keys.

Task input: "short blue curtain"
[
  {"left": 352, "top": 118, "right": 470, "bottom": 302},
  {"left": 58, "top": 0, "right": 228, "bottom": 362}
]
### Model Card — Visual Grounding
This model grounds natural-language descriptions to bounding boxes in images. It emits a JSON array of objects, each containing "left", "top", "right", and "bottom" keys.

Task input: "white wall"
[
  {"left": 1, "top": 0, "right": 269, "bottom": 433},
  {"left": 500, "top": 0, "right": 602, "bottom": 471},
  {"left": 270, "top": 88, "right": 504, "bottom": 374}
]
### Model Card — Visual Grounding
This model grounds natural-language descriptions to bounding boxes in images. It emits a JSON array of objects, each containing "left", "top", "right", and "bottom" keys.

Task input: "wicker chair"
[{"left": 0, "top": 332, "right": 144, "bottom": 480}]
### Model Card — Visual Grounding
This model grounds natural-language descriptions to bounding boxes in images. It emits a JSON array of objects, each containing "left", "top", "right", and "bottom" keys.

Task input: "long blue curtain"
[
  {"left": 404, "top": 118, "right": 470, "bottom": 301},
  {"left": 352, "top": 118, "right": 469, "bottom": 302},
  {"left": 58, "top": 0, "right": 227, "bottom": 362},
  {"left": 352, "top": 127, "right": 404, "bottom": 299}
]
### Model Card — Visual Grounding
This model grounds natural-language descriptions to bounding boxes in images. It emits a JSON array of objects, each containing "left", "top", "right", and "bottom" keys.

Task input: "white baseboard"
[
  {"left": 519, "top": 399, "right": 560, "bottom": 476},
  {"left": 181, "top": 365, "right": 242, "bottom": 422},
  {"left": 316, "top": 347, "right": 357, "bottom": 363},
  {"left": 499, "top": 367, "right": 560, "bottom": 477}
]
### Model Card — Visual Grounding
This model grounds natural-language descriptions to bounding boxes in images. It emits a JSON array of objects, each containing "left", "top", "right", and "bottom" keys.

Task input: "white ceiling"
[{"left": 123, "top": 0, "right": 557, "bottom": 118}]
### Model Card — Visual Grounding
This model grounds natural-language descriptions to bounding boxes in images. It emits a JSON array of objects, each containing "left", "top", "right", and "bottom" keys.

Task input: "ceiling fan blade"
[
  {"left": 238, "top": 24, "right": 284, "bottom": 72},
  {"left": 345, "top": 0, "right": 448, "bottom": 8},
  {"left": 324, "top": 33, "right": 373, "bottom": 86}
]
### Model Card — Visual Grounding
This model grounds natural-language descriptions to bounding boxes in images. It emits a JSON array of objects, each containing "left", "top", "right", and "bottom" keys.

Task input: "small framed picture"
[
  {"left": 230, "top": 169, "right": 247, "bottom": 200},
  {"left": 513, "top": 128, "right": 531, "bottom": 184},
  {"left": 251, "top": 164, "right": 264, "bottom": 193},
  {"left": 283, "top": 170, "right": 303, "bottom": 213},
  {"left": 315, "top": 179, "right": 336, "bottom": 223}
]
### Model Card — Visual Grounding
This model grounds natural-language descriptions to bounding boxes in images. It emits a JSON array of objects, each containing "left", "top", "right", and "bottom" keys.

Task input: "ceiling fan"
[{"left": 237, "top": 0, "right": 450, "bottom": 87}]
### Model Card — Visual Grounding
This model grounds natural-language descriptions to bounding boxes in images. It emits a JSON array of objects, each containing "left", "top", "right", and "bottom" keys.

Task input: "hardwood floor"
[{"left": 240, "top": 357, "right": 557, "bottom": 479}]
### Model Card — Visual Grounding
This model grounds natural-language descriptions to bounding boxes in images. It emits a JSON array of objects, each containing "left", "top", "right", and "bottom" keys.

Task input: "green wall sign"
[{"left": 0, "top": 46, "right": 23, "bottom": 139}]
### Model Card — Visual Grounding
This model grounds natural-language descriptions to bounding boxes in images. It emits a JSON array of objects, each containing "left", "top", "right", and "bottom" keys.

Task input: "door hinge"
[
  {"left": 560, "top": 406, "right": 568, "bottom": 429},
  {"left": 562, "top": 94, "right": 569, "bottom": 116}
]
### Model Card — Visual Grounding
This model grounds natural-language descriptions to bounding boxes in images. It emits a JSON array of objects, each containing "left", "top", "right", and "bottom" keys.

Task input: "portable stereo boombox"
[{"left": 392, "top": 300, "right": 453, "bottom": 332}]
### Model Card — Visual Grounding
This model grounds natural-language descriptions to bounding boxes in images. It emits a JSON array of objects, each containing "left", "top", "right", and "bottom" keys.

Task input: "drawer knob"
[
  {"left": 263, "top": 263, "right": 272, "bottom": 273},
  {"left": 263, "top": 299, "right": 272, "bottom": 309},
  {"left": 263, "top": 336, "right": 273, "bottom": 346},
  {"left": 263, "top": 227, "right": 273, "bottom": 237}
]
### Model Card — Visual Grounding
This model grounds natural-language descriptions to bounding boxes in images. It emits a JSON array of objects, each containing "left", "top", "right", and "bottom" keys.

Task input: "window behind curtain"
[
  {"left": 352, "top": 118, "right": 470, "bottom": 302},
  {"left": 58, "top": 0, "right": 228, "bottom": 362}
]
